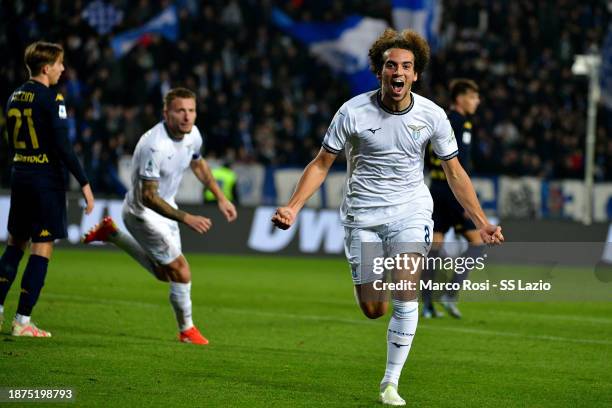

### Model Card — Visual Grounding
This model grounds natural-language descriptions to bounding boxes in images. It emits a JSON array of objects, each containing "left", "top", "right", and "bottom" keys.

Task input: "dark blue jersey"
[
  {"left": 428, "top": 110, "right": 477, "bottom": 233},
  {"left": 5, "top": 80, "right": 88, "bottom": 190},
  {"left": 428, "top": 109, "right": 473, "bottom": 182}
]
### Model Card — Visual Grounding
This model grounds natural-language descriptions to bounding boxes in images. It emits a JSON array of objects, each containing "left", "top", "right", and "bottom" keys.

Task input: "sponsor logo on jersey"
[
  {"left": 39, "top": 229, "right": 51, "bottom": 237},
  {"left": 14, "top": 153, "right": 49, "bottom": 164}
]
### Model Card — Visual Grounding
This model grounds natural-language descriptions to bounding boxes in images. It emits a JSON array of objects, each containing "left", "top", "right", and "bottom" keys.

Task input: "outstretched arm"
[
  {"left": 441, "top": 157, "right": 504, "bottom": 244},
  {"left": 271, "top": 148, "right": 337, "bottom": 229},
  {"left": 190, "top": 159, "right": 237, "bottom": 222},
  {"left": 141, "top": 179, "right": 212, "bottom": 233}
]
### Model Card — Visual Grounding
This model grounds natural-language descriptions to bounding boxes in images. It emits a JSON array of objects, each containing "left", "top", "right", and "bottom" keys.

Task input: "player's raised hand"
[
  {"left": 184, "top": 213, "right": 212, "bottom": 234},
  {"left": 218, "top": 199, "right": 237, "bottom": 222},
  {"left": 480, "top": 224, "right": 504, "bottom": 245},
  {"left": 271, "top": 207, "right": 296, "bottom": 230},
  {"left": 82, "top": 183, "right": 95, "bottom": 214}
]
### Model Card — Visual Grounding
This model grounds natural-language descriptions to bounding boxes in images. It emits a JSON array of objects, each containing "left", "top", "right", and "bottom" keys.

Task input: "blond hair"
[{"left": 24, "top": 41, "right": 64, "bottom": 76}]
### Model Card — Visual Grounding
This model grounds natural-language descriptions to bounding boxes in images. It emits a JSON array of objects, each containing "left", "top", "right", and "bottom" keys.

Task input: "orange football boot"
[
  {"left": 179, "top": 326, "right": 209, "bottom": 345},
  {"left": 82, "top": 216, "right": 118, "bottom": 243}
]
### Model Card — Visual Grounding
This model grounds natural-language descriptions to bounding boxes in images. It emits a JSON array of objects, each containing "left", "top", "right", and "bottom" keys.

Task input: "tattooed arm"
[{"left": 141, "top": 179, "right": 212, "bottom": 233}]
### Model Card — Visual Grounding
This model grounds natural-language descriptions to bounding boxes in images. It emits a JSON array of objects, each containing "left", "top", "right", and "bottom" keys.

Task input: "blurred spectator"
[{"left": 0, "top": 0, "right": 610, "bottom": 199}]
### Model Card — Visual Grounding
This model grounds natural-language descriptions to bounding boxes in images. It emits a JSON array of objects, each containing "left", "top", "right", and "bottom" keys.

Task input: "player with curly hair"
[{"left": 272, "top": 29, "right": 503, "bottom": 405}]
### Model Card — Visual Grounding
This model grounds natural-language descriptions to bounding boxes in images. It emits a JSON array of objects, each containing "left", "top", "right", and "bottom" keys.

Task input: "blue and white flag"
[
  {"left": 82, "top": 0, "right": 123, "bottom": 35},
  {"left": 392, "top": 0, "right": 441, "bottom": 51},
  {"left": 271, "top": 8, "right": 387, "bottom": 95},
  {"left": 110, "top": 5, "right": 179, "bottom": 58},
  {"left": 601, "top": 24, "right": 612, "bottom": 110}
]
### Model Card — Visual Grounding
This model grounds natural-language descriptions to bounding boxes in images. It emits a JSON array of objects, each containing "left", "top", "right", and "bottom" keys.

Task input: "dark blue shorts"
[
  {"left": 7, "top": 187, "right": 67, "bottom": 242},
  {"left": 430, "top": 181, "right": 477, "bottom": 234}
]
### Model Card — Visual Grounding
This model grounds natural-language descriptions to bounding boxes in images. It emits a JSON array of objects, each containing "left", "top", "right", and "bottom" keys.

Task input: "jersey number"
[{"left": 8, "top": 108, "right": 39, "bottom": 149}]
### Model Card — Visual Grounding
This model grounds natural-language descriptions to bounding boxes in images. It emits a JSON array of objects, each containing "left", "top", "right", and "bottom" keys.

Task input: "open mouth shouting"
[{"left": 390, "top": 78, "right": 405, "bottom": 95}]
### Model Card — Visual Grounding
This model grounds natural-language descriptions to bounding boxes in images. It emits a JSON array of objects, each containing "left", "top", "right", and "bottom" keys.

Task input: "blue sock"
[
  {"left": 17, "top": 255, "right": 49, "bottom": 317},
  {"left": 0, "top": 246, "right": 25, "bottom": 306}
]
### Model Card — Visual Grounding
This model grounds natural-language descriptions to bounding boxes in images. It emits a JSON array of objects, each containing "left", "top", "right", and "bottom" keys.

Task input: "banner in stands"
[
  {"left": 0, "top": 198, "right": 609, "bottom": 259},
  {"left": 115, "top": 160, "right": 612, "bottom": 222}
]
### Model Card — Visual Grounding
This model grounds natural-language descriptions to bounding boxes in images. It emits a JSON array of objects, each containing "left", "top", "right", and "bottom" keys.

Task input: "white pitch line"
[{"left": 43, "top": 292, "right": 612, "bottom": 346}]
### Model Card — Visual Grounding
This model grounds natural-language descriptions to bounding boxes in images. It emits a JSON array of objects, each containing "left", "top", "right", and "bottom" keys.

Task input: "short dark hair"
[
  {"left": 368, "top": 28, "right": 430, "bottom": 77},
  {"left": 163, "top": 87, "right": 196, "bottom": 109},
  {"left": 24, "top": 41, "right": 64, "bottom": 76},
  {"left": 449, "top": 79, "right": 479, "bottom": 101}
]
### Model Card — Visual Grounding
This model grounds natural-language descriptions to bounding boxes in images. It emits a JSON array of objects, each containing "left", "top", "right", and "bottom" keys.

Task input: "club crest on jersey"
[
  {"left": 407, "top": 125, "right": 426, "bottom": 139},
  {"left": 58, "top": 105, "right": 67, "bottom": 119}
]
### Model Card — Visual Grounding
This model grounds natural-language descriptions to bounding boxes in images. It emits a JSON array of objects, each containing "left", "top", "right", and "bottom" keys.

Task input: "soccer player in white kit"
[
  {"left": 83, "top": 88, "right": 237, "bottom": 345},
  {"left": 272, "top": 29, "right": 503, "bottom": 405}
]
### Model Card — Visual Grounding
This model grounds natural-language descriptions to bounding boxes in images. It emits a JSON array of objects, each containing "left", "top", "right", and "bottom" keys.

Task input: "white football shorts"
[
  {"left": 122, "top": 204, "right": 182, "bottom": 265},
  {"left": 344, "top": 216, "right": 434, "bottom": 285}
]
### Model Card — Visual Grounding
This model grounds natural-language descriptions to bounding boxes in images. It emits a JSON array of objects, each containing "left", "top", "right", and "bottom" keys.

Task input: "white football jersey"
[
  {"left": 323, "top": 90, "right": 458, "bottom": 227},
  {"left": 125, "top": 122, "right": 203, "bottom": 217}
]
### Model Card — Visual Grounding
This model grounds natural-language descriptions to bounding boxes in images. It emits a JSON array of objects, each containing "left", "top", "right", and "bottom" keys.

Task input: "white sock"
[
  {"left": 0, "top": 304, "right": 4, "bottom": 314},
  {"left": 381, "top": 299, "right": 419, "bottom": 389},
  {"left": 15, "top": 313, "right": 31, "bottom": 325},
  {"left": 108, "top": 230, "right": 158, "bottom": 277},
  {"left": 169, "top": 281, "right": 193, "bottom": 332}
]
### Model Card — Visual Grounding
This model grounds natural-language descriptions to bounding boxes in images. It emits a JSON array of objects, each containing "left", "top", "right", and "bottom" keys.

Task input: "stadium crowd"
[{"left": 1, "top": 0, "right": 610, "bottom": 196}]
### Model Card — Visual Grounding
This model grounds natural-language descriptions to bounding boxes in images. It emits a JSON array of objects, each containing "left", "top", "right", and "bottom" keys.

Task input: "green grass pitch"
[{"left": 0, "top": 248, "right": 611, "bottom": 407}]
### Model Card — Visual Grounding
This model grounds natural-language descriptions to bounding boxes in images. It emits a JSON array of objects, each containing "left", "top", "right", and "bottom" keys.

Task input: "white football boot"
[{"left": 380, "top": 384, "right": 406, "bottom": 406}]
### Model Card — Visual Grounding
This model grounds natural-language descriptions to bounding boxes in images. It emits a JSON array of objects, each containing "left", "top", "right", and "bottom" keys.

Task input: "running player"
[
  {"left": 83, "top": 88, "right": 236, "bottom": 345},
  {"left": 271, "top": 30, "right": 503, "bottom": 406}
]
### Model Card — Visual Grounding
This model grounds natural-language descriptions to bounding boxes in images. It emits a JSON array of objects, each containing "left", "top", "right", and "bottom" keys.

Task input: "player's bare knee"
[
  {"left": 176, "top": 265, "right": 191, "bottom": 283},
  {"left": 7, "top": 235, "right": 29, "bottom": 252},
  {"left": 30, "top": 242, "right": 54, "bottom": 259},
  {"left": 165, "top": 264, "right": 190, "bottom": 283},
  {"left": 161, "top": 255, "right": 189, "bottom": 282},
  {"left": 361, "top": 302, "right": 387, "bottom": 319},
  {"left": 153, "top": 265, "right": 170, "bottom": 282}
]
